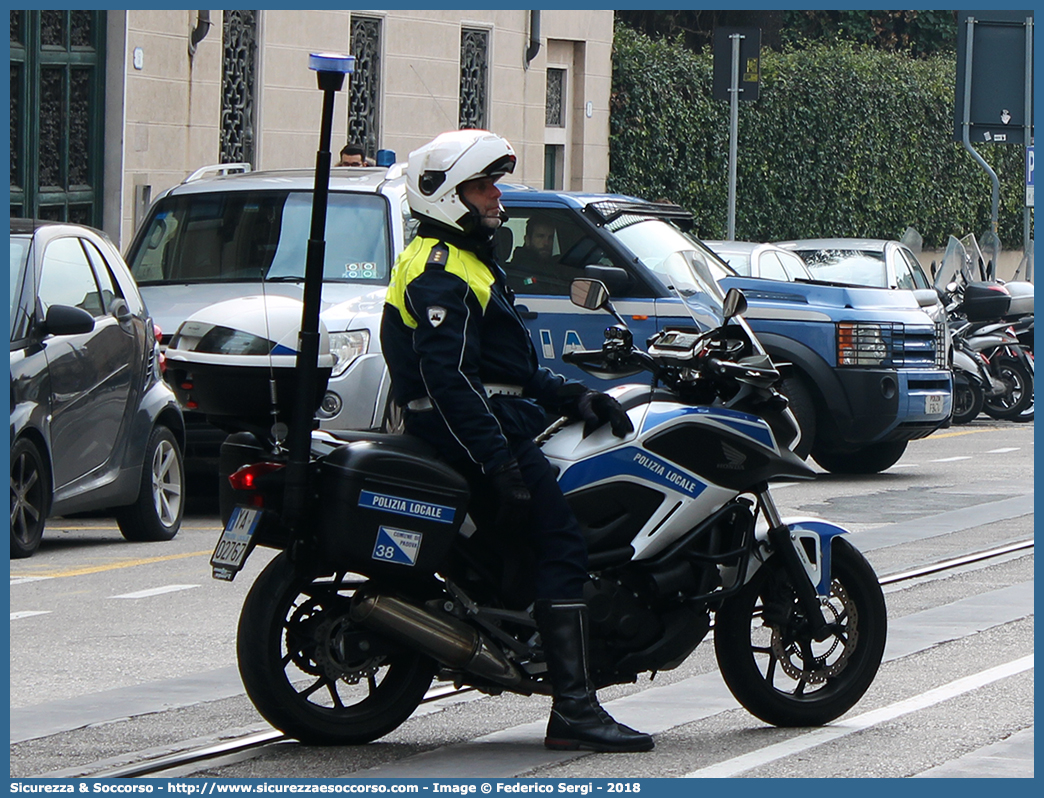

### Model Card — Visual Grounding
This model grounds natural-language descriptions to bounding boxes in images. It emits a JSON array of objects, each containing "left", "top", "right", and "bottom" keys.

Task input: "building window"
[
  {"left": 544, "top": 145, "right": 564, "bottom": 191},
  {"left": 545, "top": 68, "right": 565, "bottom": 128},
  {"left": 349, "top": 16, "right": 381, "bottom": 160},
  {"left": 10, "top": 10, "right": 105, "bottom": 224},
  {"left": 221, "top": 10, "right": 257, "bottom": 166},
  {"left": 459, "top": 28, "right": 488, "bottom": 129}
]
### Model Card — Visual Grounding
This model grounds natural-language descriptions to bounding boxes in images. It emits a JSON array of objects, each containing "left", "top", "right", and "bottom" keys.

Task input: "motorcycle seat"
[{"left": 315, "top": 429, "right": 438, "bottom": 458}]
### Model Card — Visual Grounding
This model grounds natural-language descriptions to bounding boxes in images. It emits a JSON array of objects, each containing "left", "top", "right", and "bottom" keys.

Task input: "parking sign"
[{"left": 954, "top": 11, "right": 1034, "bottom": 145}]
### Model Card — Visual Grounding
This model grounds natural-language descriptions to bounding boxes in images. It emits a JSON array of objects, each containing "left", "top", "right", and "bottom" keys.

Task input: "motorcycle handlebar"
[
  {"left": 705, "top": 357, "right": 779, "bottom": 382},
  {"left": 562, "top": 348, "right": 614, "bottom": 367},
  {"left": 564, "top": 343, "right": 777, "bottom": 389}
]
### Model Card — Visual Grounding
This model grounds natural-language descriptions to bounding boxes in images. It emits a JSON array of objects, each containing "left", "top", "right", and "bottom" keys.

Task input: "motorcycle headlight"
[
  {"left": 329, "top": 330, "right": 370, "bottom": 377},
  {"left": 836, "top": 322, "right": 889, "bottom": 366}
]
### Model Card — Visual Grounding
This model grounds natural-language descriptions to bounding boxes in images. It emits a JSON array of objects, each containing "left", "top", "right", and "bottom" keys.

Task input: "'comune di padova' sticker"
[{"left": 372, "top": 526, "right": 423, "bottom": 566}]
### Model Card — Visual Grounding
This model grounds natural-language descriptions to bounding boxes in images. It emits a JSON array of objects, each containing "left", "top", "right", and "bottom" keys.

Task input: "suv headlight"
[
  {"left": 329, "top": 330, "right": 370, "bottom": 377},
  {"left": 836, "top": 322, "right": 890, "bottom": 366}
]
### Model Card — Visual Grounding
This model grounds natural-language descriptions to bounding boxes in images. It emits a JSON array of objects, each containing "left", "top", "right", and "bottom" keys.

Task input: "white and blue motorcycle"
[{"left": 211, "top": 252, "right": 887, "bottom": 746}]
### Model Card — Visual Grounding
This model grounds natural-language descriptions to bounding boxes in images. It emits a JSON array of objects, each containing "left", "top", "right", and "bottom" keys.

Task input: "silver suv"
[{"left": 124, "top": 164, "right": 415, "bottom": 470}]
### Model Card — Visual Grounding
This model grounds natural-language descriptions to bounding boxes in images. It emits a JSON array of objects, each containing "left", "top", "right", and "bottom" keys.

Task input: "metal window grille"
[
  {"left": 546, "top": 68, "right": 565, "bottom": 127},
  {"left": 459, "top": 28, "right": 488, "bottom": 129},
  {"left": 221, "top": 10, "right": 257, "bottom": 166},
  {"left": 10, "top": 10, "right": 103, "bottom": 223},
  {"left": 349, "top": 16, "right": 381, "bottom": 160}
]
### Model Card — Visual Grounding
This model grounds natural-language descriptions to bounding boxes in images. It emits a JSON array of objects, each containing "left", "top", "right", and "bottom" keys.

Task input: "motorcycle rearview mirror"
[
  {"left": 722, "top": 287, "right": 748, "bottom": 320},
  {"left": 570, "top": 277, "right": 629, "bottom": 328},
  {"left": 583, "top": 264, "right": 630, "bottom": 295}
]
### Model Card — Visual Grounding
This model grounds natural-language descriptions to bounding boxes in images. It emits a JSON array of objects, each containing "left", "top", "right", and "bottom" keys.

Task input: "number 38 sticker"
[{"left": 372, "top": 526, "right": 422, "bottom": 567}]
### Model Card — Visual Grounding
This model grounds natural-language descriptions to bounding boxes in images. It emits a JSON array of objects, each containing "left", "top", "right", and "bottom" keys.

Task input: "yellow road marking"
[
  {"left": 10, "top": 550, "right": 212, "bottom": 580},
  {"left": 926, "top": 428, "right": 1014, "bottom": 440}
]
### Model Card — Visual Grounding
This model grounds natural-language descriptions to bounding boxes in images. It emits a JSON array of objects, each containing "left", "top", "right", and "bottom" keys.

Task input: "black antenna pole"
[{"left": 283, "top": 52, "right": 354, "bottom": 529}]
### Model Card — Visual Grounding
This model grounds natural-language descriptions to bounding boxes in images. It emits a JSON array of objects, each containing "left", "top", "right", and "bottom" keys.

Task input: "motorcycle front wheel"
[
  {"left": 237, "top": 552, "right": 437, "bottom": 745},
  {"left": 714, "top": 537, "right": 886, "bottom": 727}
]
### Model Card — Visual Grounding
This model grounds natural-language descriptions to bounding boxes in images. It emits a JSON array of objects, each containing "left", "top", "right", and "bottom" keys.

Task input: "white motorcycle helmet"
[{"left": 406, "top": 129, "right": 516, "bottom": 233}]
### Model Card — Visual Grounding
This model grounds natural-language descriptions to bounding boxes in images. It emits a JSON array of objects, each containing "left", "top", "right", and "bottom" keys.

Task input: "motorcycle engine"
[{"left": 584, "top": 576, "right": 662, "bottom": 651}]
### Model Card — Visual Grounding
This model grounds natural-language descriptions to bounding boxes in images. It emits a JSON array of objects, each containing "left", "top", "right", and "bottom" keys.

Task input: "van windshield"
[{"left": 128, "top": 191, "right": 392, "bottom": 286}]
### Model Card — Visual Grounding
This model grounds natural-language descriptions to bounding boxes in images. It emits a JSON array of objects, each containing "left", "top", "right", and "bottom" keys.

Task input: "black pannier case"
[
  {"left": 963, "top": 281, "right": 1012, "bottom": 322},
  {"left": 318, "top": 439, "right": 470, "bottom": 577}
]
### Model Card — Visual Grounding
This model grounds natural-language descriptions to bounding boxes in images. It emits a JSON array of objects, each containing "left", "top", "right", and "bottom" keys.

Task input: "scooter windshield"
[{"left": 934, "top": 234, "right": 986, "bottom": 290}]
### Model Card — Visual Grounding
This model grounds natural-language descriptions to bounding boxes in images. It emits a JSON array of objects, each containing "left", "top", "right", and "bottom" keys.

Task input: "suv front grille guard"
[
  {"left": 836, "top": 322, "right": 942, "bottom": 369},
  {"left": 894, "top": 324, "right": 944, "bottom": 369},
  {"left": 934, "top": 321, "right": 949, "bottom": 368}
]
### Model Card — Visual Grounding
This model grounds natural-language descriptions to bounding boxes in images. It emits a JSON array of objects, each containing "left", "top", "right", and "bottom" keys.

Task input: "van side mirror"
[
  {"left": 570, "top": 278, "right": 609, "bottom": 311},
  {"left": 913, "top": 289, "right": 940, "bottom": 309}
]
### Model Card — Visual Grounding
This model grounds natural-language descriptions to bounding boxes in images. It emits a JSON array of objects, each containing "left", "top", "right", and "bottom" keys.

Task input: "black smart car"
[{"left": 10, "top": 219, "right": 186, "bottom": 557}]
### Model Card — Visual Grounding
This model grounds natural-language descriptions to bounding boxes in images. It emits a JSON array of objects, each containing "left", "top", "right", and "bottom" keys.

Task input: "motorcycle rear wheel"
[
  {"left": 714, "top": 537, "right": 886, "bottom": 727},
  {"left": 982, "top": 357, "right": 1034, "bottom": 420},
  {"left": 237, "top": 553, "right": 437, "bottom": 745}
]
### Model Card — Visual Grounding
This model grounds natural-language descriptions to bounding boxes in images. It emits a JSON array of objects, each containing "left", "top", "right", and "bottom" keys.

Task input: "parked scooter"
[
  {"left": 934, "top": 236, "right": 1034, "bottom": 424},
  {"left": 949, "top": 317, "right": 1033, "bottom": 423},
  {"left": 198, "top": 254, "right": 887, "bottom": 745}
]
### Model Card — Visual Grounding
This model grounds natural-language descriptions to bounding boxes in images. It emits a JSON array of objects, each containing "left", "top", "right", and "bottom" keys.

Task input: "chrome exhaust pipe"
[{"left": 349, "top": 594, "right": 522, "bottom": 687}]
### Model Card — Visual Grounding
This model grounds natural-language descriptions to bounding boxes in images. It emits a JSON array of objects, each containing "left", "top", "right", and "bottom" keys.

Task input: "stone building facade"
[{"left": 10, "top": 10, "right": 614, "bottom": 248}]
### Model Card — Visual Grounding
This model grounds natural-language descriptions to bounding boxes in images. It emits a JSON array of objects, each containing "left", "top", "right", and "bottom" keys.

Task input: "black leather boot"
[{"left": 534, "top": 599, "right": 654, "bottom": 752}]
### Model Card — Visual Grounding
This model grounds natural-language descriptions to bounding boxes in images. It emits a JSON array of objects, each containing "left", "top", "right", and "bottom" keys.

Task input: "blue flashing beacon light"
[{"left": 308, "top": 52, "right": 355, "bottom": 75}]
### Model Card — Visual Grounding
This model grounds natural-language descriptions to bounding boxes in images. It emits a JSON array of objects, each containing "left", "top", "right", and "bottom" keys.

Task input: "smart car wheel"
[
  {"left": 117, "top": 426, "right": 185, "bottom": 542},
  {"left": 11, "top": 438, "right": 49, "bottom": 558}
]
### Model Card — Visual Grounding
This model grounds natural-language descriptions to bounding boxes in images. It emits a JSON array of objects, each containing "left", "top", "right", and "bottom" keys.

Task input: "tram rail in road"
[{"left": 56, "top": 538, "right": 1033, "bottom": 780}]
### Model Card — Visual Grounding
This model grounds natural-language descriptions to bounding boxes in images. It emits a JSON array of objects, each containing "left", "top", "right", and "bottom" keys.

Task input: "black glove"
[
  {"left": 488, "top": 458, "right": 532, "bottom": 535},
  {"left": 577, "top": 390, "right": 634, "bottom": 438}
]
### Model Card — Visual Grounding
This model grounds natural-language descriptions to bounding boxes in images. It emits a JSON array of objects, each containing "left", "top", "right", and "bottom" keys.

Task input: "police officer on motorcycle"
[{"left": 380, "top": 129, "right": 653, "bottom": 753}]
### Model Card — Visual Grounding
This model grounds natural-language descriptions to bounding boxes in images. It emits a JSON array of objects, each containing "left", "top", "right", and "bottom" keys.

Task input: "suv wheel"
[
  {"left": 812, "top": 440, "right": 908, "bottom": 474},
  {"left": 11, "top": 438, "right": 48, "bottom": 558},
  {"left": 117, "top": 426, "right": 185, "bottom": 541},
  {"left": 779, "top": 376, "right": 815, "bottom": 460}
]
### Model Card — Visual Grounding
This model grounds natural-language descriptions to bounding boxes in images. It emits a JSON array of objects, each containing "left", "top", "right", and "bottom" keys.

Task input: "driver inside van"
[{"left": 508, "top": 216, "right": 572, "bottom": 293}]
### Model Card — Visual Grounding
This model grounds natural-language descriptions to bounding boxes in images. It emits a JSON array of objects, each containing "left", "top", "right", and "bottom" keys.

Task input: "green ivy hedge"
[{"left": 608, "top": 28, "right": 1031, "bottom": 249}]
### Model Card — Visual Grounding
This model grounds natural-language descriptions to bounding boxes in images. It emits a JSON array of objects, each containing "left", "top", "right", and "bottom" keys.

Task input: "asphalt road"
[{"left": 9, "top": 416, "right": 1034, "bottom": 779}]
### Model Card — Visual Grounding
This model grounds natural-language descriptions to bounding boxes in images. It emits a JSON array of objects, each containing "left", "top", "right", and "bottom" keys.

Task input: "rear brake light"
[{"left": 229, "top": 461, "right": 285, "bottom": 490}]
